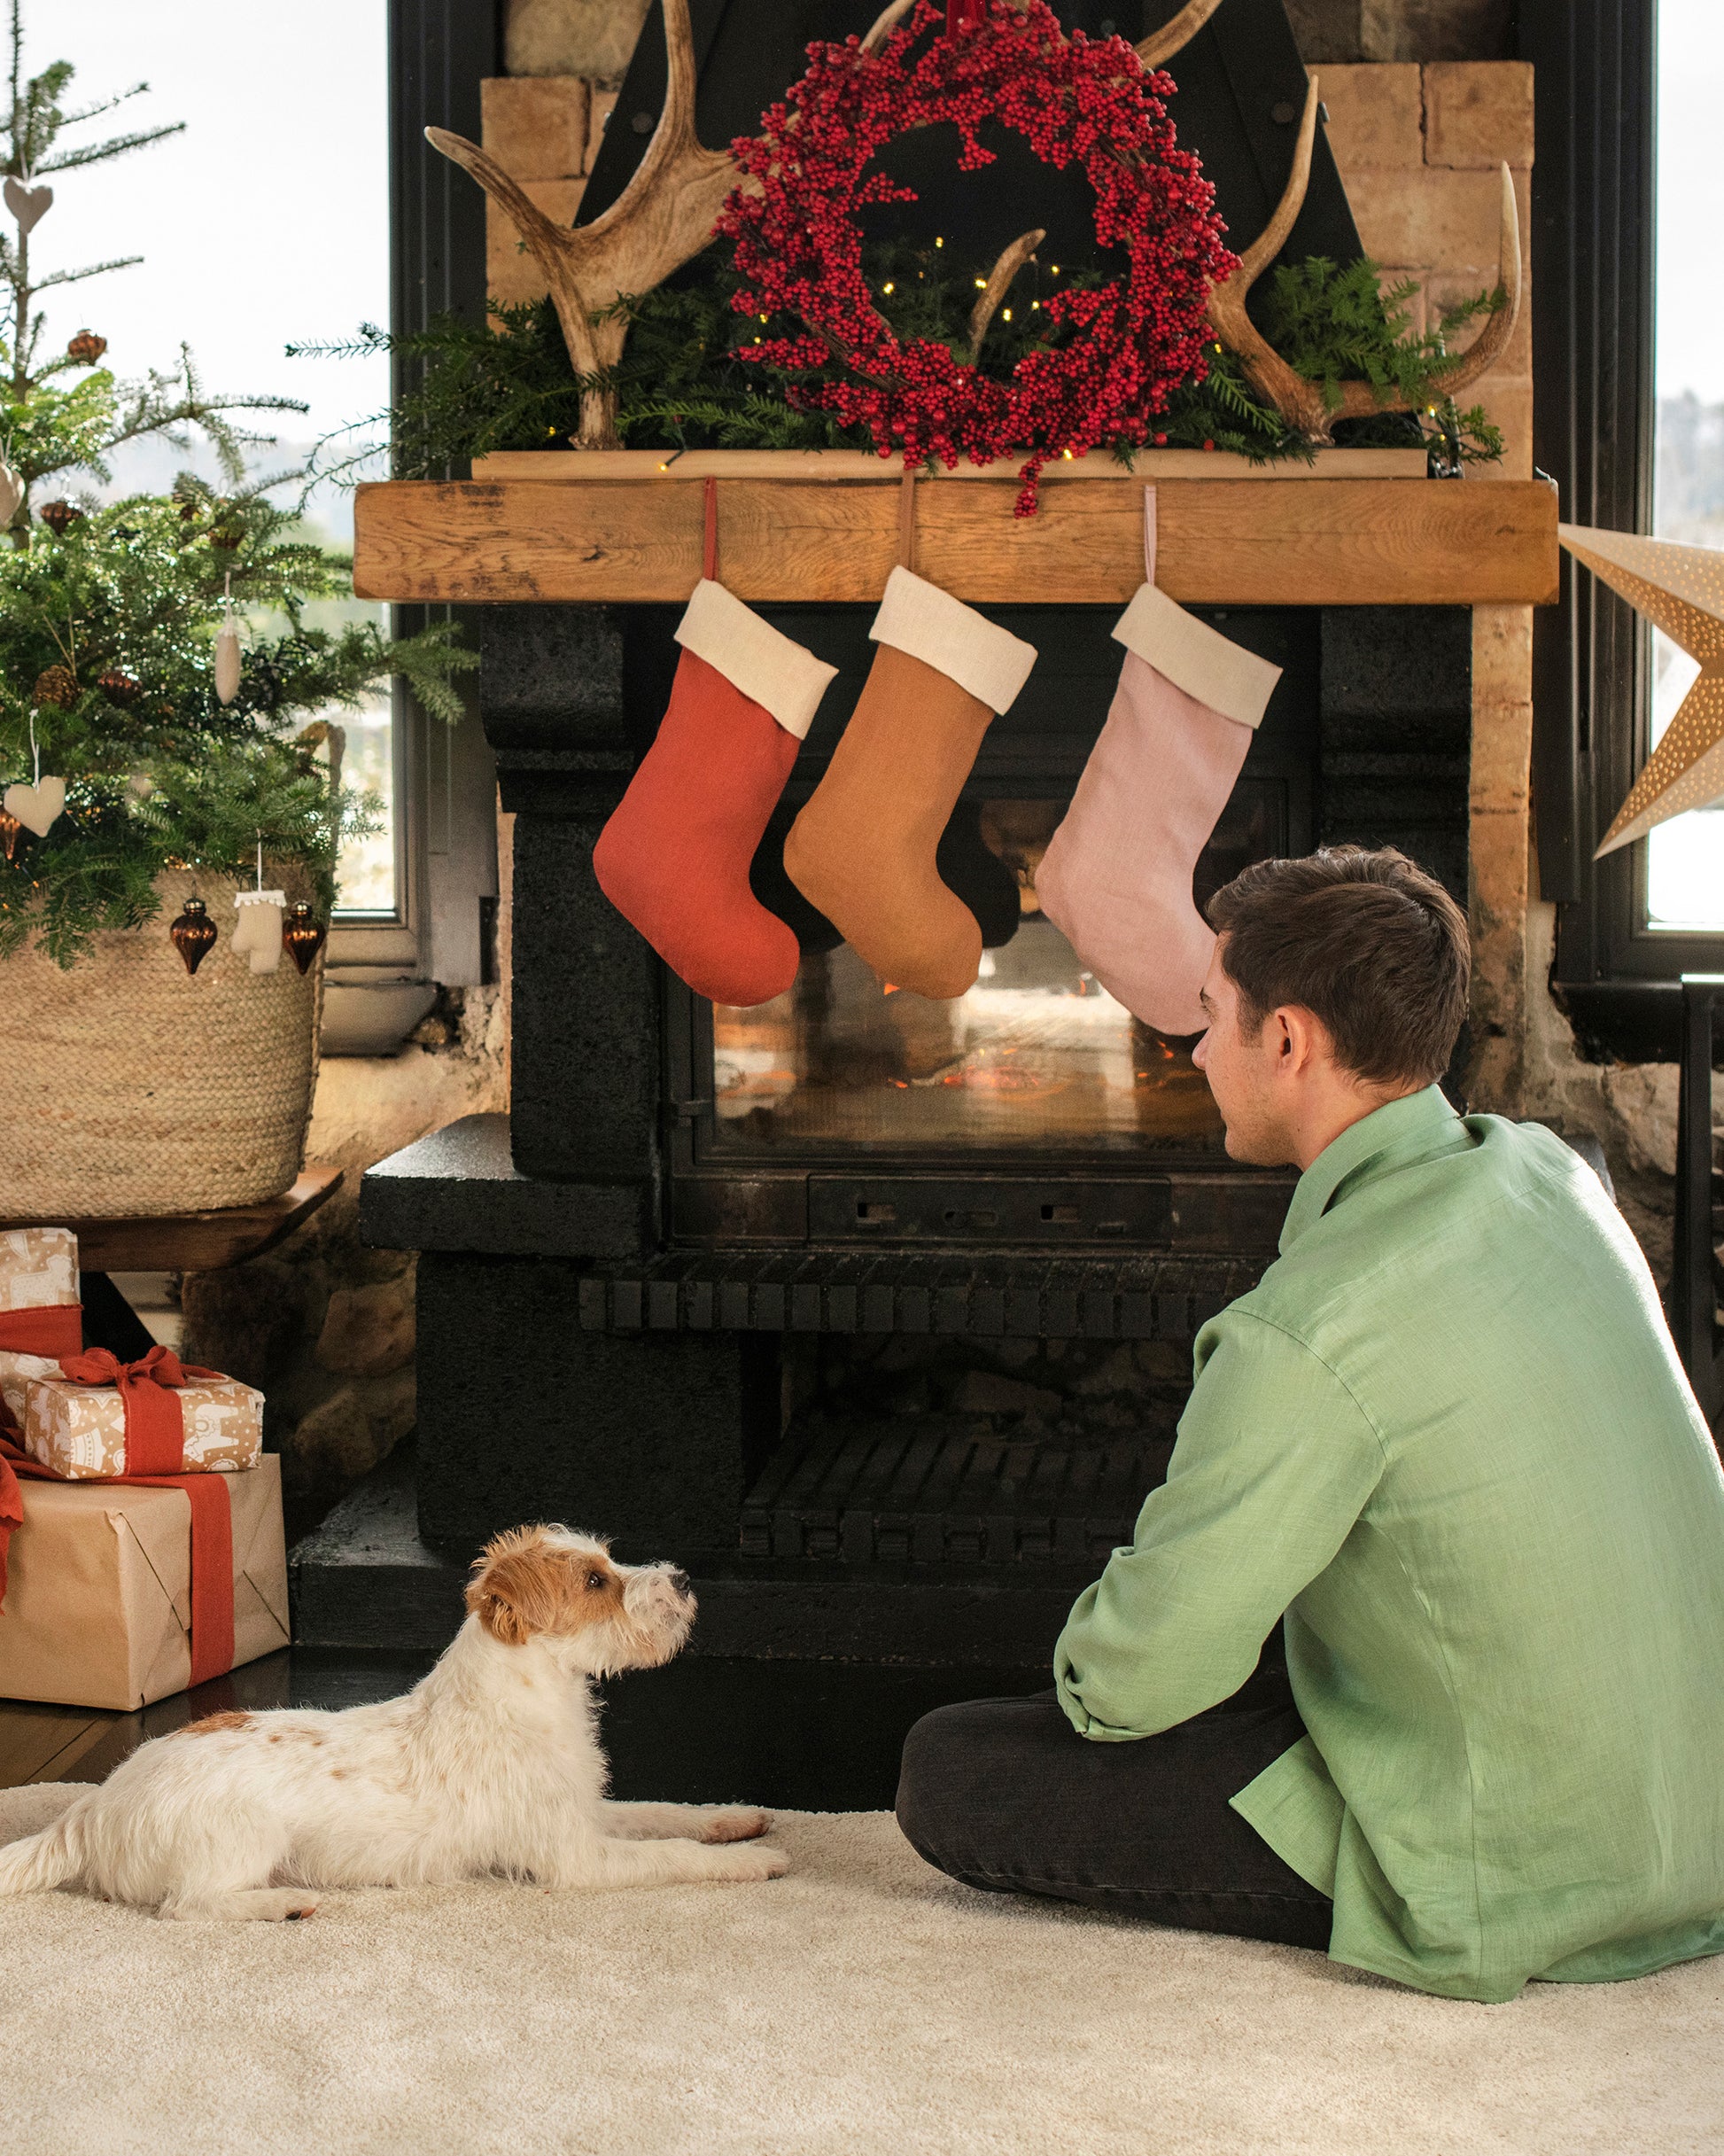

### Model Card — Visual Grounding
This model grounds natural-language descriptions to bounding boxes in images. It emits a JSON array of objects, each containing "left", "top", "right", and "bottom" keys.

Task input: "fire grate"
[
  {"left": 576, "top": 1252, "right": 1268, "bottom": 1340},
  {"left": 740, "top": 1415, "right": 1170, "bottom": 1568}
]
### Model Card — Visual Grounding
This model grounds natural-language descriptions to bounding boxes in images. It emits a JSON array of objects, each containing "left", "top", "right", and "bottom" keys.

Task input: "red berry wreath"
[{"left": 717, "top": 0, "right": 1236, "bottom": 515}]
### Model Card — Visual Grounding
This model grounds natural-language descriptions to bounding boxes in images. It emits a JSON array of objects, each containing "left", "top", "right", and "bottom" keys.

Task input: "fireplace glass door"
[{"left": 707, "top": 780, "right": 1285, "bottom": 1160}]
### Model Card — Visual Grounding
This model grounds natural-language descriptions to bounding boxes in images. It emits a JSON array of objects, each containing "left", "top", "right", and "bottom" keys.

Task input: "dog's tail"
[{"left": 0, "top": 1810, "right": 84, "bottom": 1895}]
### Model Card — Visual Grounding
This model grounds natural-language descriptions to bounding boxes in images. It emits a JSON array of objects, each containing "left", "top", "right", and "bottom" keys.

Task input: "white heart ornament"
[
  {"left": 3, "top": 775, "right": 64, "bottom": 836},
  {"left": 4, "top": 178, "right": 51, "bottom": 234},
  {"left": 0, "top": 461, "right": 23, "bottom": 525}
]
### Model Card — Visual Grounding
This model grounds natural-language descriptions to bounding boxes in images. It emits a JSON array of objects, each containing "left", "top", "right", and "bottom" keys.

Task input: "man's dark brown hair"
[{"left": 1205, "top": 846, "right": 1470, "bottom": 1086}]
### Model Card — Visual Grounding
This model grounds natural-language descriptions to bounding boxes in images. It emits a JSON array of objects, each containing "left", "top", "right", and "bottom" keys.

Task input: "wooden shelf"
[
  {"left": 353, "top": 454, "right": 1558, "bottom": 609},
  {"left": 0, "top": 1164, "right": 345, "bottom": 1275}
]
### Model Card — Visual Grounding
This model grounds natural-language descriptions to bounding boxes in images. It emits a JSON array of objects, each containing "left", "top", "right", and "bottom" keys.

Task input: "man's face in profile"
[{"left": 1190, "top": 940, "right": 1286, "bottom": 1165}]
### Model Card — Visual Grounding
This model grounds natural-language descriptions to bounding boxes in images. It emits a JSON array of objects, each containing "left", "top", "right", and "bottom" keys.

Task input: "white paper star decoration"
[{"left": 1559, "top": 522, "right": 1724, "bottom": 858}]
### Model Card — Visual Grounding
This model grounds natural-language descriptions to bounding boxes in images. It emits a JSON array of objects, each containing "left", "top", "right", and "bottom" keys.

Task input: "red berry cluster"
[{"left": 717, "top": 0, "right": 1235, "bottom": 515}]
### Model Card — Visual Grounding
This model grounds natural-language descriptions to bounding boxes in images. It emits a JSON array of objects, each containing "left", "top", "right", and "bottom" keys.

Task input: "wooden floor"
[{"left": 0, "top": 1650, "right": 436, "bottom": 1791}]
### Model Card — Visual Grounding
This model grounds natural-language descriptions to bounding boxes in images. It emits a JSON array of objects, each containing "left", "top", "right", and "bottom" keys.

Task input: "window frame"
[
  {"left": 1524, "top": 0, "right": 1724, "bottom": 1054},
  {"left": 325, "top": 0, "right": 500, "bottom": 996}
]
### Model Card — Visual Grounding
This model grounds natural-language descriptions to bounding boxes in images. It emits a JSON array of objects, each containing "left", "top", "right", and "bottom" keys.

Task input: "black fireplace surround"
[{"left": 335, "top": 599, "right": 1472, "bottom": 1716}]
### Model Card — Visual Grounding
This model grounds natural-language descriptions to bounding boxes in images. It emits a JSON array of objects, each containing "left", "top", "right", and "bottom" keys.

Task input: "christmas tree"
[{"left": 0, "top": 0, "right": 473, "bottom": 964}]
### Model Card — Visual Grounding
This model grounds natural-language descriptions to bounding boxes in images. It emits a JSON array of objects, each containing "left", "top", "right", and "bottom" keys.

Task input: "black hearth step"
[
  {"left": 292, "top": 1443, "right": 1086, "bottom": 1663},
  {"left": 742, "top": 1415, "right": 1171, "bottom": 1568},
  {"left": 576, "top": 1250, "right": 1268, "bottom": 1340}
]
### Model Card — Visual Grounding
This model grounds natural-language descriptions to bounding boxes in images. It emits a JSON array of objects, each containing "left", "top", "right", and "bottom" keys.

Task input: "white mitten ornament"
[
  {"left": 232, "top": 889, "right": 286, "bottom": 973},
  {"left": 232, "top": 841, "right": 284, "bottom": 973}
]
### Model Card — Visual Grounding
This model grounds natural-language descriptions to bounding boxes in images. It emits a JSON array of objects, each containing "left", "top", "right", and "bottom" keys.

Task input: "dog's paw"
[
  {"left": 699, "top": 1808, "right": 772, "bottom": 1843},
  {"left": 710, "top": 1841, "right": 788, "bottom": 1883}
]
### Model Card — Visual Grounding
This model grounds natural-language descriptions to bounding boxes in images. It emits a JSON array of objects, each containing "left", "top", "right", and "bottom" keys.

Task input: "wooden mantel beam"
[{"left": 353, "top": 469, "right": 1559, "bottom": 609}]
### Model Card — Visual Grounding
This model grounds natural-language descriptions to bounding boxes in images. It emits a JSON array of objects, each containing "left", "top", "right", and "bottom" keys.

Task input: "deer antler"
[
  {"left": 968, "top": 228, "right": 1045, "bottom": 362},
  {"left": 426, "top": 0, "right": 748, "bottom": 449},
  {"left": 1202, "top": 75, "right": 1522, "bottom": 443},
  {"left": 1135, "top": 0, "right": 1227, "bottom": 68},
  {"left": 862, "top": 0, "right": 916, "bottom": 55}
]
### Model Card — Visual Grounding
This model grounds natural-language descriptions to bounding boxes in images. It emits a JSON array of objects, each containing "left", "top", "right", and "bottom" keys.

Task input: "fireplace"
[
  {"left": 662, "top": 599, "right": 1316, "bottom": 1248},
  {"left": 347, "top": 591, "right": 1472, "bottom": 1685}
]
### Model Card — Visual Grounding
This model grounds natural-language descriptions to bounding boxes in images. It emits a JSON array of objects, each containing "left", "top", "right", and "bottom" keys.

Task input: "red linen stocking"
[
  {"left": 1037, "top": 490, "right": 1282, "bottom": 1034},
  {"left": 593, "top": 484, "right": 838, "bottom": 1008}
]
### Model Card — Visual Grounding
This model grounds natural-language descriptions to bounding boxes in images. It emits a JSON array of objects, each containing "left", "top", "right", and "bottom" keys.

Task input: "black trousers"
[{"left": 895, "top": 1662, "right": 1334, "bottom": 1951}]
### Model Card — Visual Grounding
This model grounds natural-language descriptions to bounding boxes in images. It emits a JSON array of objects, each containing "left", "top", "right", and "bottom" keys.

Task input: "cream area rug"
[{"left": 4, "top": 1784, "right": 1722, "bottom": 2156}]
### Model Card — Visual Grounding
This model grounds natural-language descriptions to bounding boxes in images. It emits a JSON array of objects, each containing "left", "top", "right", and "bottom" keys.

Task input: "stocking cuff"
[
  {"left": 870, "top": 566, "right": 1037, "bottom": 715},
  {"left": 1112, "top": 583, "right": 1282, "bottom": 730},
  {"left": 675, "top": 579, "right": 838, "bottom": 741}
]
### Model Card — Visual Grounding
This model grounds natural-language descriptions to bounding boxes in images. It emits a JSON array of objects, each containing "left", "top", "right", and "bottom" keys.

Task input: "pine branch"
[{"left": 37, "top": 121, "right": 182, "bottom": 174}]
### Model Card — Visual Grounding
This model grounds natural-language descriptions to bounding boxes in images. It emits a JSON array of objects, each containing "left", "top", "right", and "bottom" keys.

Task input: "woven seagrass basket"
[{"left": 2, "top": 868, "right": 322, "bottom": 1220}]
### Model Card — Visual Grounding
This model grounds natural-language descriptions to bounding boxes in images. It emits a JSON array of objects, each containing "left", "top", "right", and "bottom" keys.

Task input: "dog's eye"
[{"left": 586, "top": 1570, "right": 607, "bottom": 1592}]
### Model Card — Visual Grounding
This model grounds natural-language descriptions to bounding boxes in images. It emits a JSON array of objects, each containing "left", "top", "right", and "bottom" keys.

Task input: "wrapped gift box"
[
  {"left": 0, "top": 1226, "right": 78, "bottom": 1315},
  {"left": 0, "top": 1453, "right": 288, "bottom": 1708},
  {"left": 0, "top": 1228, "right": 82, "bottom": 1397},
  {"left": 14, "top": 1365, "right": 263, "bottom": 1480}
]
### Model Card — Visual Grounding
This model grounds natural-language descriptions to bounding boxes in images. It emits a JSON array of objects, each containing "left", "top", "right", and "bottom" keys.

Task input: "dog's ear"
[{"left": 466, "top": 1527, "right": 572, "bottom": 1646}]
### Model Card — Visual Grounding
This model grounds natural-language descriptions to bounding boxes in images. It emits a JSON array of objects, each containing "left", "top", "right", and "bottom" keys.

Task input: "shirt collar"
[{"left": 1278, "top": 1085, "right": 1464, "bottom": 1254}]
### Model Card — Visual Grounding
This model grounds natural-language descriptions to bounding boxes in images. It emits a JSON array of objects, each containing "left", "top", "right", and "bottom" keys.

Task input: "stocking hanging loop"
[
  {"left": 897, "top": 472, "right": 917, "bottom": 573},
  {"left": 1143, "top": 485, "right": 1159, "bottom": 589},
  {"left": 703, "top": 474, "right": 718, "bottom": 582}
]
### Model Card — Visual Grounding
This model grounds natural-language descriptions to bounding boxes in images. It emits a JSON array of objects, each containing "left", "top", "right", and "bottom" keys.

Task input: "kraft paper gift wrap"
[
  {"left": 12, "top": 1365, "right": 263, "bottom": 1480},
  {"left": 0, "top": 1452, "right": 288, "bottom": 1708},
  {"left": 0, "top": 1226, "right": 78, "bottom": 1312}
]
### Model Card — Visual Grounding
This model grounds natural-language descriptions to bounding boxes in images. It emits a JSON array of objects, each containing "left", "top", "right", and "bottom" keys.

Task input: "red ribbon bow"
[
  {"left": 0, "top": 1344, "right": 237, "bottom": 1687},
  {"left": 57, "top": 1344, "right": 225, "bottom": 1476}
]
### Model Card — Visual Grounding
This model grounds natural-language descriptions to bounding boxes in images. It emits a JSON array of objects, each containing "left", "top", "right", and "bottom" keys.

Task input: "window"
[
  {"left": 1526, "top": 0, "right": 1724, "bottom": 1033},
  {"left": 61, "top": 0, "right": 394, "bottom": 916},
  {"left": 1648, "top": 0, "right": 1724, "bottom": 934}
]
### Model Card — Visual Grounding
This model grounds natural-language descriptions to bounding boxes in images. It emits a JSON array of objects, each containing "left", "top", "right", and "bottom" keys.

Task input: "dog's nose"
[{"left": 668, "top": 1568, "right": 691, "bottom": 1596}]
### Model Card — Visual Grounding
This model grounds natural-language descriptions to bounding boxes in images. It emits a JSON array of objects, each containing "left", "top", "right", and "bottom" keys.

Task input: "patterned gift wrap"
[
  {"left": 17, "top": 1370, "right": 263, "bottom": 1480},
  {"left": 0, "top": 1227, "right": 78, "bottom": 1312},
  {"left": 0, "top": 1353, "right": 58, "bottom": 1432}
]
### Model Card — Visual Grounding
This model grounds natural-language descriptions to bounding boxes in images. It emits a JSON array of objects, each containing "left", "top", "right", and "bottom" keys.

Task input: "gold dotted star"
[{"left": 1560, "top": 523, "right": 1724, "bottom": 857}]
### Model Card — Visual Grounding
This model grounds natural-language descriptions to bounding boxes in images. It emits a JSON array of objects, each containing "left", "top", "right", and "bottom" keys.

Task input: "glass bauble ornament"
[
  {"left": 170, "top": 897, "right": 218, "bottom": 976},
  {"left": 282, "top": 901, "right": 327, "bottom": 977},
  {"left": 38, "top": 500, "right": 82, "bottom": 536},
  {"left": 0, "top": 809, "right": 19, "bottom": 861},
  {"left": 66, "top": 329, "right": 107, "bottom": 363},
  {"left": 97, "top": 669, "right": 141, "bottom": 705}
]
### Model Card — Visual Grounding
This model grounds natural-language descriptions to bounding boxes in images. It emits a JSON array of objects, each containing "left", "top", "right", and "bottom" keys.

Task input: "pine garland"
[{"left": 345, "top": 244, "right": 1504, "bottom": 479}]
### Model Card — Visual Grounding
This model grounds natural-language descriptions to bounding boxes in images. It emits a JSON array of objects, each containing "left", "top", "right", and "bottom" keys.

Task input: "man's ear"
[{"left": 1272, "top": 1005, "right": 1328, "bottom": 1075}]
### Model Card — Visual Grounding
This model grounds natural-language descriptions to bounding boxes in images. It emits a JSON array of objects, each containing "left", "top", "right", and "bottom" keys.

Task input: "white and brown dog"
[{"left": 0, "top": 1525, "right": 787, "bottom": 1920}]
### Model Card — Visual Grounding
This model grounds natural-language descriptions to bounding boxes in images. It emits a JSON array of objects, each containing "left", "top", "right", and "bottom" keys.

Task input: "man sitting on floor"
[{"left": 896, "top": 845, "right": 1724, "bottom": 2004}]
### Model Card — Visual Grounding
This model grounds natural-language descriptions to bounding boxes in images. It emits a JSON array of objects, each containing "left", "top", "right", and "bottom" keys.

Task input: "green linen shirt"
[{"left": 1054, "top": 1085, "right": 1724, "bottom": 2003}]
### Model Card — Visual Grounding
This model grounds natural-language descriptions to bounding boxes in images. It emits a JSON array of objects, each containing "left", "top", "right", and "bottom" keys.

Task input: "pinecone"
[
  {"left": 97, "top": 668, "right": 142, "bottom": 705},
  {"left": 33, "top": 664, "right": 78, "bottom": 709},
  {"left": 66, "top": 329, "right": 107, "bottom": 364},
  {"left": 38, "top": 500, "right": 83, "bottom": 536}
]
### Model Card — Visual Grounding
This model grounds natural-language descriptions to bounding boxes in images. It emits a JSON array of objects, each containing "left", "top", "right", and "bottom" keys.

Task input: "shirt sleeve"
[{"left": 1054, "top": 1309, "right": 1386, "bottom": 1740}]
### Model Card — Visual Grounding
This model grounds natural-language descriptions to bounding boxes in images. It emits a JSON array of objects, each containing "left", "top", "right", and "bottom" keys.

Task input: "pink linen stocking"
[{"left": 1036, "top": 489, "right": 1282, "bottom": 1035}]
